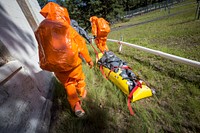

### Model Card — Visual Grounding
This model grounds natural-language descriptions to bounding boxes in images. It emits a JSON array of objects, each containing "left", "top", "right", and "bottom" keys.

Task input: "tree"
[
  {"left": 58, "top": 0, "right": 124, "bottom": 27},
  {"left": 37, "top": 0, "right": 48, "bottom": 8},
  {"left": 37, "top": 0, "right": 170, "bottom": 27}
]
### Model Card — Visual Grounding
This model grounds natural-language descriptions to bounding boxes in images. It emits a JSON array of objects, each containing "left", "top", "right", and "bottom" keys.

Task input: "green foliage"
[
  {"left": 37, "top": 0, "right": 48, "bottom": 8},
  {"left": 37, "top": 0, "right": 182, "bottom": 27}
]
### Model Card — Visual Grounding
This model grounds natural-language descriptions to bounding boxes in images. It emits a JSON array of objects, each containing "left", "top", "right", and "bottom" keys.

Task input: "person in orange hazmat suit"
[
  {"left": 35, "top": 2, "right": 94, "bottom": 117},
  {"left": 90, "top": 16, "right": 110, "bottom": 53}
]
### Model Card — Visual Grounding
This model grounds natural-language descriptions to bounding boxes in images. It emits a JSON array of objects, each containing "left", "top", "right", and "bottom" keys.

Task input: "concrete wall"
[{"left": 0, "top": 0, "right": 54, "bottom": 133}]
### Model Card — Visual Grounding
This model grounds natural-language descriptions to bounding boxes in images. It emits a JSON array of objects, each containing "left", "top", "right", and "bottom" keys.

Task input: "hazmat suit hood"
[
  {"left": 90, "top": 16, "right": 98, "bottom": 22},
  {"left": 40, "top": 2, "right": 70, "bottom": 25},
  {"left": 35, "top": 2, "right": 92, "bottom": 73}
]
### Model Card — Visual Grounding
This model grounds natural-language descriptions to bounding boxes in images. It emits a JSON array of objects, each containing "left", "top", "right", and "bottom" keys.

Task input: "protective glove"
[{"left": 88, "top": 61, "right": 94, "bottom": 69}]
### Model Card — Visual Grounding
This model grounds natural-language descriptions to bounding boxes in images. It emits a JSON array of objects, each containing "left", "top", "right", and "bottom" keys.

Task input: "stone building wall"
[{"left": 0, "top": 0, "right": 54, "bottom": 133}]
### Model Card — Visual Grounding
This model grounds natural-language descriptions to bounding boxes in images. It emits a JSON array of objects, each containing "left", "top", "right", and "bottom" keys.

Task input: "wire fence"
[
  {"left": 195, "top": 0, "right": 200, "bottom": 19},
  {"left": 124, "top": 0, "right": 185, "bottom": 18}
]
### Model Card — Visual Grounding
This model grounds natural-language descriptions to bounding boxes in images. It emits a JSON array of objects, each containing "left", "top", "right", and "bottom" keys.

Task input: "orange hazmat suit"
[
  {"left": 35, "top": 2, "right": 93, "bottom": 111},
  {"left": 90, "top": 16, "right": 110, "bottom": 53}
]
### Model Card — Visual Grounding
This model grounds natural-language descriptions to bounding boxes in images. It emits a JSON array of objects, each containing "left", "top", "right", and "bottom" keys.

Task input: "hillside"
[{"left": 49, "top": 0, "right": 200, "bottom": 132}]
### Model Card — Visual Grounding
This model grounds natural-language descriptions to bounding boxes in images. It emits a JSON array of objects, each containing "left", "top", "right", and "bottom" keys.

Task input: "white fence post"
[{"left": 118, "top": 35, "right": 123, "bottom": 53}]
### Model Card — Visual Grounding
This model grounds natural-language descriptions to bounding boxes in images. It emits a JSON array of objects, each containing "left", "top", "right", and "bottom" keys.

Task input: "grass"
[{"left": 49, "top": 0, "right": 200, "bottom": 132}]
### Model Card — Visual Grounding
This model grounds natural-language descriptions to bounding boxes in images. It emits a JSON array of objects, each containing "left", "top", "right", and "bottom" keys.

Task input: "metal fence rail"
[
  {"left": 107, "top": 39, "right": 200, "bottom": 68},
  {"left": 123, "top": 0, "right": 182, "bottom": 18}
]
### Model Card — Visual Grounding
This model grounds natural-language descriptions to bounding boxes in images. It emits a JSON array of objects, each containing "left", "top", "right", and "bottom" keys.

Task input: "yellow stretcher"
[{"left": 98, "top": 53, "right": 154, "bottom": 115}]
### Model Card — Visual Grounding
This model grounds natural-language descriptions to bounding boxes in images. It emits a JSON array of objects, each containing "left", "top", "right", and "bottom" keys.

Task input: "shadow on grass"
[{"left": 49, "top": 79, "right": 112, "bottom": 133}]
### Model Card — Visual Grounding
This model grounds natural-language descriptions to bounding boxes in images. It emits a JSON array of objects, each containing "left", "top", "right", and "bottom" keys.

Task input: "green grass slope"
[{"left": 49, "top": 0, "right": 200, "bottom": 132}]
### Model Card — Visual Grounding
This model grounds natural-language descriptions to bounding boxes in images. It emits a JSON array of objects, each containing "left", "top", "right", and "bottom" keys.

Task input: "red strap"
[
  {"left": 107, "top": 66, "right": 118, "bottom": 77},
  {"left": 101, "top": 66, "right": 122, "bottom": 80},
  {"left": 121, "top": 65, "right": 132, "bottom": 70},
  {"left": 90, "top": 39, "right": 104, "bottom": 59},
  {"left": 99, "top": 65, "right": 108, "bottom": 80},
  {"left": 90, "top": 42, "right": 99, "bottom": 61},
  {"left": 107, "top": 65, "right": 131, "bottom": 78},
  {"left": 90, "top": 39, "right": 107, "bottom": 80},
  {"left": 127, "top": 81, "right": 141, "bottom": 115}
]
